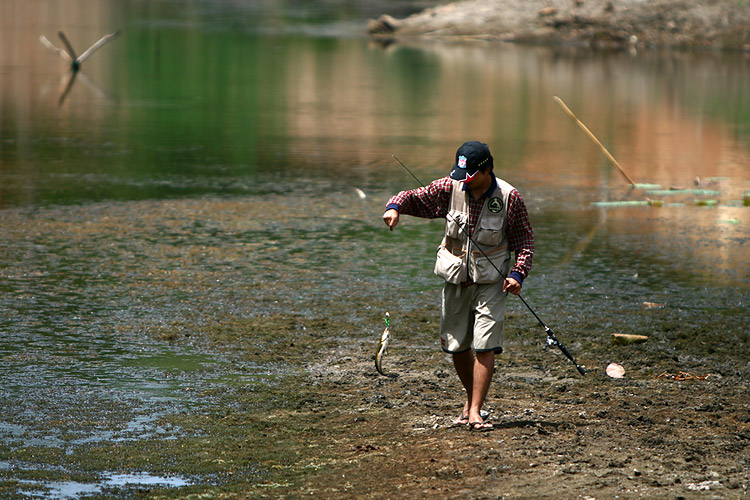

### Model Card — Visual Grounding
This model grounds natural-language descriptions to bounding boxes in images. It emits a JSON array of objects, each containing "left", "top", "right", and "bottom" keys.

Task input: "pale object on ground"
[
  {"left": 606, "top": 363, "right": 625, "bottom": 378},
  {"left": 642, "top": 301, "right": 665, "bottom": 309},
  {"left": 612, "top": 333, "right": 649, "bottom": 345}
]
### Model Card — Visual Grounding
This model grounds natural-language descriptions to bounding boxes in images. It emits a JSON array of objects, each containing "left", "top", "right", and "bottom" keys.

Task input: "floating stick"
[
  {"left": 57, "top": 32, "right": 79, "bottom": 66},
  {"left": 554, "top": 96, "right": 637, "bottom": 187},
  {"left": 40, "top": 31, "right": 120, "bottom": 106},
  {"left": 40, "top": 31, "right": 120, "bottom": 71},
  {"left": 76, "top": 31, "right": 120, "bottom": 65},
  {"left": 40, "top": 34, "right": 72, "bottom": 62}
]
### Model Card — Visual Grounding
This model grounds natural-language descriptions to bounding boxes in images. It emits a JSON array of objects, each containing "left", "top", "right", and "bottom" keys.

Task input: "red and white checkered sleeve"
[
  {"left": 507, "top": 189, "right": 535, "bottom": 279},
  {"left": 385, "top": 177, "right": 452, "bottom": 219}
]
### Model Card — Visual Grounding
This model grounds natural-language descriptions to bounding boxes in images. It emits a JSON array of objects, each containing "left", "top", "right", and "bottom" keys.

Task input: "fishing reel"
[{"left": 542, "top": 327, "right": 559, "bottom": 351}]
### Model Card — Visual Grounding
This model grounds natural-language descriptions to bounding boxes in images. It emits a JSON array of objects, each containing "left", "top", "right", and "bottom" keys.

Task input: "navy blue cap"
[{"left": 449, "top": 141, "right": 493, "bottom": 181}]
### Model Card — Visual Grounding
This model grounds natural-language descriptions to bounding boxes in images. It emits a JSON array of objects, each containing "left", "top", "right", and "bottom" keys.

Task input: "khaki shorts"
[{"left": 440, "top": 281, "right": 507, "bottom": 354}]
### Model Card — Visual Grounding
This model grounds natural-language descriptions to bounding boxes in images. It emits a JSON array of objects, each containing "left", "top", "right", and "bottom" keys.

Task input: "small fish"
[{"left": 375, "top": 312, "right": 390, "bottom": 376}]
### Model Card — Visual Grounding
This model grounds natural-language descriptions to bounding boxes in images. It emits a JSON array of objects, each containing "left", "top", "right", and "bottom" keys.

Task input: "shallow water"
[
  {"left": 1, "top": 0, "right": 749, "bottom": 497},
  {"left": 18, "top": 472, "right": 190, "bottom": 499}
]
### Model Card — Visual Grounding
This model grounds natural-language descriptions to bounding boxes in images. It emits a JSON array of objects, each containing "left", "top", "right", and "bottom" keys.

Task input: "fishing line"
[{"left": 391, "top": 155, "right": 586, "bottom": 376}]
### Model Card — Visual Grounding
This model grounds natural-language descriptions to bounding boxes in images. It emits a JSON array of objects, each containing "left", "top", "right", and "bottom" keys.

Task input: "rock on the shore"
[{"left": 367, "top": 0, "right": 750, "bottom": 50}]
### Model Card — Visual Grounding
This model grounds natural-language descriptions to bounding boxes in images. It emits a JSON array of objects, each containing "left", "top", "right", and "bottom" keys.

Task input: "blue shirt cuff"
[
  {"left": 508, "top": 271, "right": 524, "bottom": 285},
  {"left": 386, "top": 203, "right": 400, "bottom": 212}
]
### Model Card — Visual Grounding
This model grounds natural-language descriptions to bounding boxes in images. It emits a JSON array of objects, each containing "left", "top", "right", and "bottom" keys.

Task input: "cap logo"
[{"left": 457, "top": 155, "right": 467, "bottom": 169}]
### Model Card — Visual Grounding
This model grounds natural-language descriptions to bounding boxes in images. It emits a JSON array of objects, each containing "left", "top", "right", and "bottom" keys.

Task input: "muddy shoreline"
[
  {"left": 1, "top": 192, "right": 748, "bottom": 499},
  {"left": 367, "top": 0, "right": 750, "bottom": 50},
  {"left": 286, "top": 305, "right": 750, "bottom": 499}
]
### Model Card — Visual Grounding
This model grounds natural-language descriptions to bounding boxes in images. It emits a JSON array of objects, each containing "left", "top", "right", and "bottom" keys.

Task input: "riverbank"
[
  {"left": 367, "top": 0, "right": 750, "bottom": 50},
  {"left": 3, "top": 195, "right": 747, "bottom": 499}
]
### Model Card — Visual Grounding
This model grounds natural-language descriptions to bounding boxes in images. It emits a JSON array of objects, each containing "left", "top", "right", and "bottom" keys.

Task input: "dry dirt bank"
[{"left": 367, "top": 0, "right": 750, "bottom": 50}]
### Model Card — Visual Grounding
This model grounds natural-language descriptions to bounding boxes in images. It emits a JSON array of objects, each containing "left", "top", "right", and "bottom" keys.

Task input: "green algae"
[{"left": 645, "top": 189, "right": 721, "bottom": 197}]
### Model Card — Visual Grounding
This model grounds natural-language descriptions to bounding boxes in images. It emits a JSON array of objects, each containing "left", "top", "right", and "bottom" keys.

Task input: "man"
[{"left": 383, "top": 141, "right": 534, "bottom": 431}]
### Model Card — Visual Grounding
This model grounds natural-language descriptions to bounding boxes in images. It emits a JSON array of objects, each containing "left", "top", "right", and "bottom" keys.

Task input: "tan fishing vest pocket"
[
  {"left": 445, "top": 210, "right": 467, "bottom": 240},
  {"left": 474, "top": 214, "right": 505, "bottom": 246},
  {"left": 434, "top": 244, "right": 467, "bottom": 284},
  {"left": 469, "top": 246, "right": 509, "bottom": 284}
]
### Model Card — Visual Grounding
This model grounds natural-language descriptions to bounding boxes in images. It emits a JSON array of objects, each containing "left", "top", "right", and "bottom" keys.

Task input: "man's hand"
[
  {"left": 383, "top": 208, "right": 400, "bottom": 231},
  {"left": 503, "top": 277, "right": 522, "bottom": 295}
]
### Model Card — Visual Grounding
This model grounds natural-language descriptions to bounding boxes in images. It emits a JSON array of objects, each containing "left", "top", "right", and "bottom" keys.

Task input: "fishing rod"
[{"left": 391, "top": 155, "right": 586, "bottom": 376}]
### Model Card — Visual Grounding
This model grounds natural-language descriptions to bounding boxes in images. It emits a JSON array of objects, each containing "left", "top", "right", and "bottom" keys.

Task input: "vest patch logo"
[{"left": 488, "top": 197, "right": 503, "bottom": 213}]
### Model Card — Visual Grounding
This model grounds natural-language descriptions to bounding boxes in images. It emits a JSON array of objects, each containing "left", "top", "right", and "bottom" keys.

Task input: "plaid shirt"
[{"left": 386, "top": 174, "right": 534, "bottom": 282}]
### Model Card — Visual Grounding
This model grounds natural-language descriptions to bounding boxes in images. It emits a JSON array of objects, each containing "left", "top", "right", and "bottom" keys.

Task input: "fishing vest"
[{"left": 434, "top": 178, "right": 513, "bottom": 285}]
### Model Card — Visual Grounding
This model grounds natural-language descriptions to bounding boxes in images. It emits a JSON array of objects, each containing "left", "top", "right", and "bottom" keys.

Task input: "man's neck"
[{"left": 469, "top": 173, "right": 493, "bottom": 200}]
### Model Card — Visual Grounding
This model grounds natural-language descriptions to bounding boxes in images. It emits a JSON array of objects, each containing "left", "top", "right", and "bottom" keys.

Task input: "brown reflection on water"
[
  {"left": 281, "top": 40, "right": 747, "bottom": 193},
  {"left": 1, "top": 2, "right": 748, "bottom": 285},
  {"left": 280, "top": 39, "right": 749, "bottom": 283},
  {"left": 592, "top": 202, "right": 749, "bottom": 284}
]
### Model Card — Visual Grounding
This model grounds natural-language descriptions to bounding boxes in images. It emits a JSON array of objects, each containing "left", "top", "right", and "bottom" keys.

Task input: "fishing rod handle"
[{"left": 556, "top": 341, "right": 587, "bottom": 376}]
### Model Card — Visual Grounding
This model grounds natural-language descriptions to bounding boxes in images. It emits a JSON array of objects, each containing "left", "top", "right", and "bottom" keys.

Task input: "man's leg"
[
  {"left": 453, "top": 349, "right": 495, "bottom": 425},
  {"left": 443, "top": 283, "right": 475, "bottom": 421},
  {"left": 465, "top": 281, "right": 504, "bottom": 428},
  {"left": 468, "top": 350, "right": 494, "bottom": 424},
  {"left": 452, "top": 350, "right": 475, "bottom": 418}
]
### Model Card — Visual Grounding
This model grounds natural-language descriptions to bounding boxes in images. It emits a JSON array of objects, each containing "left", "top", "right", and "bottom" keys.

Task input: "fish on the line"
[{"left": 375, "top": 312, "right": 390, "bottom": 376}]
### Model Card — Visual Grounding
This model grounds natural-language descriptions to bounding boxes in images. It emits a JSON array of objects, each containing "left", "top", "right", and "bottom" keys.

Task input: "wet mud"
[
  {"left": 1, "top": 190, "right": 748, "bottom": 499},
  {"left": 289, "top": 308, "right": 750, "bottom": 499}
]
